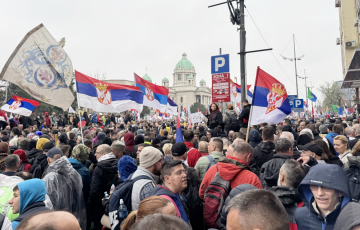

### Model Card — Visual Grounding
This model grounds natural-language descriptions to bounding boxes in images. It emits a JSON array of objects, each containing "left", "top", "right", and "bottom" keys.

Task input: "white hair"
[{"left": 300, "top": 128, "right": 314, "bottom": 140}]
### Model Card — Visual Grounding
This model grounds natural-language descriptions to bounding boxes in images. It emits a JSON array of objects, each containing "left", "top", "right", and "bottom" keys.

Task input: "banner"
[
  {"left": 189, "top": 112, "right": 205, "bottom": 124},
  {"left": 0, "top": 24, "right": 74, "bottom": 110}
]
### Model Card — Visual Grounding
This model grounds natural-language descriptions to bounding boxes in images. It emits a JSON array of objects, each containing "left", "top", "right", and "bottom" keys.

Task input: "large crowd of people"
[{"left": 0, "top": 99, "right": 359, "bottom": 230}]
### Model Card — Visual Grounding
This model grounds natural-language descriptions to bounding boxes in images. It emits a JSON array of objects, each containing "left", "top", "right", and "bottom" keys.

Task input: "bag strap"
[
  {"left": 159, "top": 195, "right": 181, "bottom": 218},
  {"left": 206, "top": 155, "right": 214, "bottom": 163},
  {"left": 127, "top": 175, "right": 152, "bottom": 183}
]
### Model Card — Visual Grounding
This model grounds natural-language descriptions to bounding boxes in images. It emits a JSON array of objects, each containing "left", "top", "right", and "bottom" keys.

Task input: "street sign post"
[
  {"left": 293, "top": 99, "right": 304, "bottom": 113},
  {"left": 288, "top": 95, "right": 298, "bottom": 109},
  {"left": 211, "top": 54, "right": 230, "bottom": 103}
]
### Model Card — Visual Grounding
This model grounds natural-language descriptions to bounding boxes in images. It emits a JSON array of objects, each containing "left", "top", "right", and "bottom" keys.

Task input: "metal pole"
[
  {"left": 240, "top": 0, "right": 246, "bottom": 109},
  {"left": 5, "top": 82, "right": 8, "bottom": 102},
  {"left": 293, "top": 34, "right": 299, "bottom": 97},
  {"left": 304, "top": 70, "right": 308, "bottom": 119},
  {"left": 356, "top": 88, "right": 359, "bottom": 118}
]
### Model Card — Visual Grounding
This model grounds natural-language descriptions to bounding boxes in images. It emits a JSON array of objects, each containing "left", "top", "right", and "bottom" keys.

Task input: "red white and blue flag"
[
  {"left": 230, "top": 80, "right": 253, "bottom": 103},
  {"left": 75, "top": 71, "right": 143, "bottom": 113},
  {"left": 166, "top": 97, "right": 178, "bottom": 116},
  {"left": 134, "top": 73, "right": 169, "bottom": 113},
  {"left": 176, "top": 107, "right": 184, "bottom": 143},
  {"left": 249, "top": 67, "right": 291, "bottom": 125},
  {"left": 1, "top": 96, "right": 40, "bottom": 116}
]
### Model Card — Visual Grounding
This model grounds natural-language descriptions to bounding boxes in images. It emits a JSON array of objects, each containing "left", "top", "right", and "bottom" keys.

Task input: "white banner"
[{"left": 190, "top": 112, "right": 205, "bottom": 124}]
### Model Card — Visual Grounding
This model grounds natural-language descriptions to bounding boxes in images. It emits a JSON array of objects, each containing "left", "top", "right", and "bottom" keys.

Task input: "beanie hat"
[
  {"left": 36, "top": 138, "right": 50, "bottom": 150},
  {"left": 135, "top": 135, "right": 145, "bottom": 145},
  {"left": 46, "top": 147, "right": 63, "bottom": 158},
  {"left": 139, "top": 146, "right": 163, "bottom": 169},
  {"left": 97, "top": 132, "right": 106, "bottom": 141},
  {"left": 71, "top": 144, "right": 90, "bottom": 164},
  {"left": 43, "top": 142, "right": 55, "bottom": 152},
  {"left": 152, "top": 137, "right": 161, "bottom": 146},
  {"left": 118, "top": 155, "right": 137, "bottom": 181},
  {"left": 0, "top": 143, "right": 8, "bottom": 153},
  {"left": 35, "top": 131, "right": 42, "bottom": 136},
  {"left": 28, "top": 139, "right": 37, "bottom": 151}
]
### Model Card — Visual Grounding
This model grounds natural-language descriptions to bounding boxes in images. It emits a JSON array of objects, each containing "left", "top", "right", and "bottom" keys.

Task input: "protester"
[
  {"left": 3, "top": 155, "right": 20, "bottom": 176},
  {"left": 0, "top": 143, "right": 9, "bottom": 171},
  {"left": 295, "top": 164, "right": 351, "bottom": 230},
  {"left": 223, "top": 104, "right": 239, "bottom": 134},
  {"left": 334, "top": 202, "right": 360, "bottom": 230},
  {"left": 334, "top": 135, "right": 352, "bottom": 167},
  {"left": 118, "top": 155, "right": 137, "bottom": 181},
  {"left": 124, "top": 133, "right": 136, "bottom": 158},
  {"left": 207, "top": 103, "right": 222, "bottom": 129},
  {"left": 238, "top": 99, "right": 251, "bottom": 136},
  {"left": 129, "top": 213, "right": 191, "bottom": 230},
  {"left": 13, "top": 150, "right": 31, "bottom": 172},
  {"left": 111, "top": 140, "right": 125, "bottom": 160},
  {"left": 198, "top": 141, "right": 209, "bottom": 156},
  {"left": 299, "top": 142, "right": 326, "bottom": 164},
  {"left": 251, "top": 127, "right": 275, "bottom": 169}
]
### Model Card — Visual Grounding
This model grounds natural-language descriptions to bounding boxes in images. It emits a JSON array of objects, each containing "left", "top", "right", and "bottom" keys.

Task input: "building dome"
[
  {"left": 200, "top": 79, "right": 206, "bottom": 83},
  {"left": 162, "top": 77, "right": 169, "bottom": 82},
  {"left": 187, "top": 75, "right": 194, "bottom": 79},
  {"left": 175, "top": 53, "right": 194, "bottom": 70},
  {"left": 142, "top": 74, "right": 152, "bottom": 83}
]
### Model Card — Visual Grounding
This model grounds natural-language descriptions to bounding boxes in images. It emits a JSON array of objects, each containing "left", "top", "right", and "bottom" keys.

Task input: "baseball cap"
[
  {"left": 171, "top": 143, "right": 188, "bottom": 156},
  {"left": 46, "top": 147, "right": 64, "bottom": 158},
  {"left": 298, "top": 143, "right": 323, "bottom": 156}
]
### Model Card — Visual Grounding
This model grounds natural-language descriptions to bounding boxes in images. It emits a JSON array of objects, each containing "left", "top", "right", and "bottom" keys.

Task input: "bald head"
[{"left": 17, "top": 211, "right": 81, "bottom": 230}]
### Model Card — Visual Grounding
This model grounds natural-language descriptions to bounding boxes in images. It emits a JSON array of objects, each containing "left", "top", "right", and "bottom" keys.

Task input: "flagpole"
[{"left": 75, "top": 72, "right": 84, "bottom": 144}]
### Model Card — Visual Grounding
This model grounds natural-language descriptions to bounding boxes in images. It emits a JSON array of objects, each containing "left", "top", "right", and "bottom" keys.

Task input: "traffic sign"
[
  {"left": 293, "top": 99, "right": 304, "bottom": 112},
  {"left": 211, "top": 54, "right": 229, "bottom": 74},
  {"left": 288, "top": 95, "right": 298, "bottom": 109}
]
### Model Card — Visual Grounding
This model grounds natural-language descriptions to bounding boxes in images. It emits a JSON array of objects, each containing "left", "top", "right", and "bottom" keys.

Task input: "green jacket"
[{"left": 195, "top": 151, "right": 224, "bottom": 181}]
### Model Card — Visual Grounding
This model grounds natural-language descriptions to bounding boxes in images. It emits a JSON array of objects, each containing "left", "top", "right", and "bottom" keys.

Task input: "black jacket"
[
  {"left": 57, "top": 118, "right": 65, "bottom": 127},
  {"left": 238, "top": 104, "right": 251, "bottom": 128},
  {"left": 19, "top": 116, "right": 31, "bottom": 129},
  {"left": 313, "top": 131, "right": 322, "bottom": 141},
  {"left": 349, "top": 136, "right": 360, "bottom": 150},
  {"left": 207, "top": 111, "right": 223, "bottom": 129},
  {"left": 88, "top": 158, "right": 119, "bottom": 209},
  {"left": 26, "top": 149, "right": 43, "bottom": 165},
  {"left": 271, "top": 186, "right": 302, "bottom": 227},
  {"left": 219, "top": 184, "right": 258, "bottom": 230},
  {"left": 68, "top": 140, "right": 77, "bottom": 158},
  {"left": 328, "top": 155, "right": 343, "bottom": 167},
  {"left": 334, "top": 202, "right": 360, "bottom": 230},
  {"left": 345, "top": 156, "right": 360, "bottom": 201},
  {"left": 295, "top": 164, "right": 351, "bottom": 230},
  {"left": 29, "top": 153, "right": 48, "bottom": 179},
  {"left": 251, "top": 141, "right": 275, "bottom": 169},
  {"left": 260, "top": 154, "right": 292, "bottom": 189}
]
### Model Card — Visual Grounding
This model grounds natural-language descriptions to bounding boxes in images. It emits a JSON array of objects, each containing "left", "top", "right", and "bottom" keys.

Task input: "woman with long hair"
[
  {"left": 121, "top": 196, "right": 177, "bottom": 230},
  {"left": 207, "top": 103, "right": 223, "bottom": 130}
]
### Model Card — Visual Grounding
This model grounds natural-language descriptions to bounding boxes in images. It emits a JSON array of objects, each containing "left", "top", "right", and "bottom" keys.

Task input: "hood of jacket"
[
  {"left": 217, "top": 156, "right": 250, "bottom": 181},
  {"left": 98, "top": 152, "right": 116, "bottom": 163},
  {"left": 263, "top": 154, "right": 292, "bottom": 187},
  {"left": 257, "top": 141, "right": 275, "bottom": 153},
  {"left": 97, "top": 156, "right": 118, "bottom": 173},
  {"left": 18, "top": 178, "right": 46, "bottom": 214},
  {"left": 68, "top": 158, "right": 85, "bottom": 170},
  {"left": 225, "top": 110, "right": 237, "bottom": 116},
  {"left": 334, "top": 202, "right": 360, "bottom": 230},
  {"left": 44, "top": 112, "right": 48, "bottom": 117},
  {"left": 347, "top": 156, "right": 360, "bottom": 168},
  {"left": 124, "top": 133, "right": 135, "bottom": 152},
  {"left": 249, "top": 129, "right": 262, "bottom": 143},
  {"left": 46, "top": 156, "right": 74, "bottom": 175},
  {"left": 298, "top": 164, "right": 351, "bottom": 211},
  {"left": 14, "top": 149, "right": 28, "bottom": 164},
  {"left": 271, "top": 186, "right": 302, "bottom": 206}
]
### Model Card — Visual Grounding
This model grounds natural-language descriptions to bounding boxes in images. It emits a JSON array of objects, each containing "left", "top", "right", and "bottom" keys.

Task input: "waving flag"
[
  {"left": 134, "top": 73, "right": 169, "bottom": 112},
  {"left": 1, "top": 95, "right": 40, "bottom": 116},
  {"left": 249, "top": 67, "right": 291, "bottom": 125},
  {"left": 75, "top": 71, "right": 143, "bottom": 113},
  {"left": 304, "top": 101, "right": 308, "bottom": 108},
  {"left": 331, "top": 104, "right": 339, "bottom": 113},
  {"left": 338, "top": 107, "right": 344, "bottom": 116},
  {"left": 0, "top": 24, "right": 74, "bottom": 110},
  {"left": 176, "top": 108, "right": 184, "bottom": 143},
  {"left": 230, "top": 80, "right": 252, "bottom": 103},
  {"left": 321, "top": 109, "right": 325, "bottom": 114},
  {"left": 326, "top": 107, "right": 330, "bottom": 115},
  {"left": 166, "top": 97, "right": 178, "bottom": 115},
  {"left": 308, "top": 88, "right": 317, "bottom": 102},
  {"left": 342, "top": 98, "right": 348, "bottom": 107},
  {"left": 237, "top": 103, "right": 242, "bottom": 114}
]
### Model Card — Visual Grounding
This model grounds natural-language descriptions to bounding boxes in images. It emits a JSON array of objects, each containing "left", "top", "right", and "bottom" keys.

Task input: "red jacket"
[
  {"left": 44, "top": 112, "right": 50, "bottom": 127},
  {"left": 199, "top": 156, "right": 262, "bottom": 199},
  {"left": 13, "top": 150, "right": 31, "bottom": 172},
  {"left": 184, "top": 142, "right": 202, "bottom": 167}
]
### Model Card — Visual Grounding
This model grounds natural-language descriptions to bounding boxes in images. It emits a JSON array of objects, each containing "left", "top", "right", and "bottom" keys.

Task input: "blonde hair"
[
  {"left": 334, "top": 135, "right": 348, "bottom": 145},
  {"left": 121, "top": 196, "right": 172, "bottom": 230},
  {"left": 162, "top": 143, "right": 173, "bottom": 155},
  {"left": 198, "top": 141, "right": 208, "bottom": 153}
]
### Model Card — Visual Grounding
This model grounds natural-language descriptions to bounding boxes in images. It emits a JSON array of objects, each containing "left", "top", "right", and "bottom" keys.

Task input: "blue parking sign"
[{"left": 211, "top": 54, "right": 229, "bottom": 74}]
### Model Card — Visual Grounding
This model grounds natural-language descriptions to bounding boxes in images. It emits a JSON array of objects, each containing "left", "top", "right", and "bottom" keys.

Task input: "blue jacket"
[
  {"left": 69, "top": 158, "right": 91, "bottom": 203},
  {"left": 92, "top": 115, "right": 98, "bottom": 124},
  {"left": 295, "top": 164, "right": 351, "bottom": 230},
  {"left": 12, "top": 179, "right": 49, "bottom": 229},
  {"left": 150, "top": 185, "right": 190, "bottom": 224}
]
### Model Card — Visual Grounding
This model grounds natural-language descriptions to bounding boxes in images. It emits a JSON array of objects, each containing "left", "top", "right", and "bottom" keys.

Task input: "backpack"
[
  {"left": 203, "top": 165, "right": 231, "bottom": 228},
  {"left": 205, "top": 155, "right": 216, "bottom": 172},
  {"left": 29, "top": 157, "right": 47, "bottom": 179},
  {"left": 346, "top": 166, "right": 360, "bottom": 202},
  {"left": 225, "top": 112, "right": 240, "bottom": 132},
  {"left": 109, "top": 175, "right": 151, "bottom": 230}
]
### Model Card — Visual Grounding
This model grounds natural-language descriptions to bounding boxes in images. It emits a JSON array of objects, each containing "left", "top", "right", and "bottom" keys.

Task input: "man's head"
[
  {"left": 299, "top": 142, "right": 323, "bottom": 159},
  {"left": 299, "top": 121, "right": 306, "bottom": 131},
  {"left": 171, "top": 143, "right": 188, "bottom": 161},
  {"left": 5, "top": 154, "right": 20, "bottom": 172},
  {"left": 19, "top": 138, "right": 30, "bottom": 151},
  {"left": 222, "top": 138, "right": 230, "bottom": 149},
  {"left": 16, "top": 210, "right": 81, "bottom": 230},
  {"left": 208, "top": 137, "right": 223, "bottom": 153},
  {"left": 139, "top": 146, "right": 163, "bottom": 175},
  {"left": 136, "top": 143, "right": 150, "bottom": 159},
  {"left": 95, "top": 144, "right": 112, "bottom": 161},
  {"left": 279, "top": 131, "right": 294, "bottom": 144},
  {"left": 232, "top": 142, "right": 253, "bottom": 165},
  {"left": 226, "top": 190, "right": 289, "bottom": 230},
  {"left": 9, "top": 178, "right": 47, "bottom": 215},
  {"left": 183, "top": 130, "right": 195, "bottom": 143},
  {"left": 228, "top": 130, "right": 234, "bottom": 140},
  {"left": 46, "top": 147, "right": 64, "bottom": 165},
  {"left": 333, "top": 124, "right": 344, "bottom": 135},
  {"left": 160, "top": 160, "right": 187, "bottom": 193},
  {"left": 69, "top": 132, "right": 76, "bottom": 141},
  {"left": 241, "top": 98, "right": 249, "bottom": 107},
  {"left": 206, "top": 131, "right": 212, "bottom": 141},
  {"left": 129, "top": 213, "right": 191, "bottom": 230},
  {"left": 111, "top": 141, "right": 125, "bottom": 159},
  {"left": 274, "top": 138, "right": 293, "bottom": 156},
  {"left": 227, "top": 104, "right": 234, "bottom": 111},
  {"left": 277, "top": 159, "right": 306, "bottom": 189},
  {"left": 345, "top": 127, "right": 356, "bottom": 137},
  {"left": 262, "top": 127, "right": 274, "bottom": 142},
  {"left": 225, "top": 144, "right": 234, "bottom": 157},
  {"left": 300, "top": 128, "right": 314, "bottom": 141}
]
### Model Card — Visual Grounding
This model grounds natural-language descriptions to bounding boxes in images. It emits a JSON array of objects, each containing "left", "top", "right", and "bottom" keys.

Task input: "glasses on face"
[{"left": 174, "top": 170, "right": 187, "bottom": 176}]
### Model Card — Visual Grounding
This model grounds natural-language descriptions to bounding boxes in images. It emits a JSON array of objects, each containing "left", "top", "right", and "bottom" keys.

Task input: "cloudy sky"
[{"left": 0, "top": 0, "right": 341, "bottom": 101}]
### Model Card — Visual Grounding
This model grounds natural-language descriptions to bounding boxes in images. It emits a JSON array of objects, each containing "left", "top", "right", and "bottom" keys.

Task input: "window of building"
[
  {"left": 181, "top": 97, "right": 183, "bottom": 103},
  {"left": 178, "top": 74, "right": 182, "bottom": 81},
  {"left": 181, "top": 105, "right": 183, "bottom": 111}
]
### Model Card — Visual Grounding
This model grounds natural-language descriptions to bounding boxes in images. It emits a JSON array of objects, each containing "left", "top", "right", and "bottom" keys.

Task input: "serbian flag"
[
  {"left": 303, "top": 101, "right": 308, "bottom": 108},
  {"left": 183, "top": 108, "right": 187, "bottom": 114},
  {"left": 76, "top": 71, "right": 143, "bottom": 113},
  {"left": 230, "top": 79, "right": 252, "bottom": 103},
  {"left": 134, "top": 73, "right": 169, "bottom": 113},
  {"left": 249, "top": 67, "right": 291, "bottom": 125},
  {"left": 1, "top": 96, "right": 40, "bottom": 116},
  {"left": 166, "top": 97, "right": 178, "bottom": 116},
  {"left": 176, "top": 107, "right": 184, "bottom": 143}
]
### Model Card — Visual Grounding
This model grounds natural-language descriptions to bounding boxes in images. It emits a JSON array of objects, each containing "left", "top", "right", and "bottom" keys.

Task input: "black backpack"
[
  {"left": 29, "top": 157, "right": 47, "bottom": 179},
  {"left": 345, "top": 166, "right": 360, "bottom": 202},
  {"left": 109, "top": 175, "right": 152, "bottom": 230},
  {"left": 225, "top": 112, "right": 240, "bottom": 132}
]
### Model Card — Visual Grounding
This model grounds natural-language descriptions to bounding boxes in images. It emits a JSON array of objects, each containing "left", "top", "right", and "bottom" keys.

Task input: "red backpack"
[{"left": 203, "top": 165, "right": 233, "bottom": 228}]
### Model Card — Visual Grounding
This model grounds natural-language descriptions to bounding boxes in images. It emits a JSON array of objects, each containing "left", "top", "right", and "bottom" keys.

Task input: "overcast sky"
[{"left": 0, "top": 0, "right": 341, "bottom": 101}]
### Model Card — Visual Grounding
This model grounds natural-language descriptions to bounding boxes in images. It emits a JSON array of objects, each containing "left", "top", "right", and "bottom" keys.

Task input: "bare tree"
[
  {"left": 87, "top": 70, "right": 108, "bottom": 81},
  {"left": 318, "top": 81, "right": 344, "bottom": 112}
]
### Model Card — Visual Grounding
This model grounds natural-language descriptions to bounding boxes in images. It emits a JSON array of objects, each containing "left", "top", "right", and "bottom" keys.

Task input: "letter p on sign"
[{"left": 215, "top": 57, "right": 225, "bottom": 71}]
